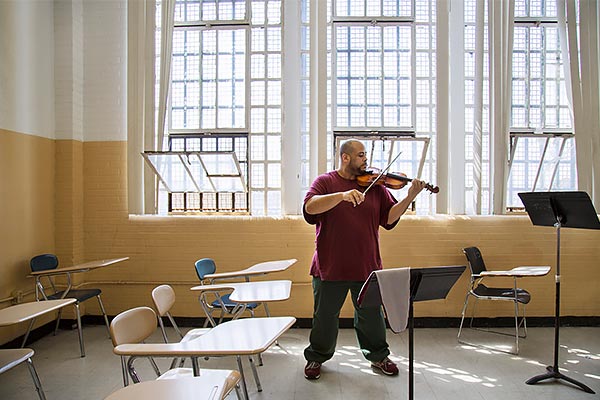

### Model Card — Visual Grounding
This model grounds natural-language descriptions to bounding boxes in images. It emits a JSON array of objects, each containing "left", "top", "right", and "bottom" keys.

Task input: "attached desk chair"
[
  {"left": 0, "top": 348, "right": 46, "bottom": 400},
  {"left": 29, "top": 255, "right": 129, "bottom": 357},
  {"left": 112, "top": 316, "right": 296, "bottom": 400},
  {"left": 190, "top": 280, "right": 292, "bottom": 388},
  {"left": 458, "top": 246, "right": 550, "bottom": 354},
  {"left": 195, "top": 259, "right": 297, "bottom": 326},
  {"left": 109, "top": 306, "right": 241, "bottom": 399},
  {"left": 190, "top": 280, "right": 292, "bottom": 326},
  {"left": 0, "top": 299, "right": 78, "bottom": 353}
]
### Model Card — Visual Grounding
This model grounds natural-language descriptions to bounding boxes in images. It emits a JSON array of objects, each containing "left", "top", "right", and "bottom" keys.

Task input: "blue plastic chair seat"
[
  {"left": 47, "top": 289, "right": 103, "bottom": 303},
  {"left": 212, "top": 293, "right": 258, "bottom": 310}
]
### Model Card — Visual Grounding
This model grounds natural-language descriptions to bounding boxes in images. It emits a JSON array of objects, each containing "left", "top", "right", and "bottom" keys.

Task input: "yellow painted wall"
[
  {"left": 1, "top": 134, "right": 600, "bottom": 346},
  {"left": 0, "top": 128, "right": 56, "bottom": 341}
]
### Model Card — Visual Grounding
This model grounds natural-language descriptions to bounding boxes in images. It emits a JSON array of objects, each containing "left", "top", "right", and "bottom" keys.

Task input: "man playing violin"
[{"left": 303, "top": 139, "right": 426, "bottom": 380}]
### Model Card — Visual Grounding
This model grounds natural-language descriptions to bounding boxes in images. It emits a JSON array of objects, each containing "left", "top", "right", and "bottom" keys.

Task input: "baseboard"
[
  {"left": 2, "top": 315, "right": 598, "bottom": 348},
  {"left": 33, "top": 314, "right": 600, "bottom": 329},
  {"left": 291, "top": 316, "right": 600, "bottom": 329}
]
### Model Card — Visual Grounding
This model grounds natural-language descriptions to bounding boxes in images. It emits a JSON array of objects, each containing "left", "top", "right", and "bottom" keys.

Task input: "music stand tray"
[
  {"left": 359, "top": 265, "right": 465, "bottom": 400},
  {"left": 519, "top": 191, "right": 600, "bottom": 394}
]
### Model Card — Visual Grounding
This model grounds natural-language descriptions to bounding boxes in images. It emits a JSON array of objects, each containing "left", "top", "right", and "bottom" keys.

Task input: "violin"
[{"left": 357, "top": 168, "right": 440, "bottom": 194}]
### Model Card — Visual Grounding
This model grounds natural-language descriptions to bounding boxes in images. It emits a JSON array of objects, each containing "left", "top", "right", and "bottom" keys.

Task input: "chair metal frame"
[
  {"left": 457, "top": 246, "right": 530, "bottom": 354},
  {"left": 0, "top": 348, "right": 46, "bottom": 400},
  {"left": 30, "top": 254, "right": 110, "bottom": 357}
]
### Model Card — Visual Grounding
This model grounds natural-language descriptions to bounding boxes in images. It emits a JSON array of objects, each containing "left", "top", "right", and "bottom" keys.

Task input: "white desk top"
[
  {"left": 103, "top": 377, "right": 227, "bottom": 400},
  {"left": 0, "top": 348, "right": 35, "bottom": 374},
  {"left": 480, "top": 266, "right": 551, "bottom": 277},
  {"left": 29, "top": 257, "right": 129, "bottom": 277},
  {"left": 203, "top": 259, "right": 297, "bottom": 281},
  {"left": 190, "top": 280, "right": 292, "bottom": 303},
  {"left": 0, "top": 299, "right": 77, "bottom": 326},
  {"left": 114, "top": 316, "right": 296, "bottom": 357}
]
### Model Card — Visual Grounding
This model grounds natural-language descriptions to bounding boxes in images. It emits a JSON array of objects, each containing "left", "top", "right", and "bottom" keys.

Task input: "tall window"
[
  {"left": 463, "top": 0, "right": 576, "bottom": 214},
  {"left": 507, "top": 0, "right": 576, "bottom": 209},
  {"left": 330, "top": 0, "right": 437, "bottom": 214},
  {"left": 157, "top": 0, "right": 283, "bottom": 215}
]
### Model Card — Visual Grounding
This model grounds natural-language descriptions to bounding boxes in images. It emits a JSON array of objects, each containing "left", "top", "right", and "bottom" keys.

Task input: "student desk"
[
  {"left": 201, "top": 259, "right": 297, "bottom": 283},
  {"left": 0, "top": 299, "right": 78, "bottom": 351},
  {"left": 479, "top": 266, "right": 551, "bottom": 277},
  {"left": 113, "top": 316, "right": 296, "bottom": 400},
  {"left": 190, "top": 280, "right": 292, "bottom": 323},
  {"left": 28, "top": 257, "right": 130, "bottom": 295},
  {"left": 0, "top": 348, "right": 46, "bottom": 400},
  {"left": 28, "top": 257, "right": 129, "bottom": 356}
]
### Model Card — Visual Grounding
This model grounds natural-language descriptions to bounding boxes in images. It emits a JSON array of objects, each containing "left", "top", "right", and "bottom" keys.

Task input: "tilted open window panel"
[
  {"left": 506, "top": 132, "right": 576, "bottom": 211},
  {"left": 333, "top": 132, "right": 434, "bottom": 212},
  {"left": 142, "top": 151, "right": 248, "bottom": 213},
  {"left": 333, "top": 132, "right": 431, "bottom": 179}
]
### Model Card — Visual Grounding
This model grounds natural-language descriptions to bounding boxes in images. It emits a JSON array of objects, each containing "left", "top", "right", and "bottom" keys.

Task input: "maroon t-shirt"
[{"left": 303, "top": 171, "right": 399, "bottom": 281}]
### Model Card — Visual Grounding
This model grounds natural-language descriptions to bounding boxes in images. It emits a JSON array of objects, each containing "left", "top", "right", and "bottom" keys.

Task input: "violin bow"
[{"left": 362, "top": 151, "right": 402, "bottom": 195}]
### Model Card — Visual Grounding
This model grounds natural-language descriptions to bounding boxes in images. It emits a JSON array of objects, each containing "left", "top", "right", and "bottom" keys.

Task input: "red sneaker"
[
  {"left": 304, "top": 361, "right": 321, "bottom": 380},
  {"left": 371, "top": 357, "right": 399, "bottom": 376}
]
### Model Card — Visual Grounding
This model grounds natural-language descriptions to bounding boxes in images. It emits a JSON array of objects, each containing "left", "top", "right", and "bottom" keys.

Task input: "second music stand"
[{"left": 519, "top": 191, "right": 599, "bottom": 394}]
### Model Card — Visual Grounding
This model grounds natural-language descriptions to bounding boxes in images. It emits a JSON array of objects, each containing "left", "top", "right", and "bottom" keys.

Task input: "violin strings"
[{"left": 362, "top": 151, "right": 402, "bottom": 196}]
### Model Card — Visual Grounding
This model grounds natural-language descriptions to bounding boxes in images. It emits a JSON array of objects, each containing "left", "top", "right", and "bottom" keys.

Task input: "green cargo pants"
[{"left": 303, "top": 277, "right": 390, "bottom": 363}]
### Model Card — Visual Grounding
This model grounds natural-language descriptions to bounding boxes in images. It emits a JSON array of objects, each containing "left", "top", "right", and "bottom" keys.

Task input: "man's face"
[{"left": 348, "top": 144, "right": 368, "bottom": 174}]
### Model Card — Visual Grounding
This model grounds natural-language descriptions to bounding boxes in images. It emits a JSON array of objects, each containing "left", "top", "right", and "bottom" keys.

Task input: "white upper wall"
[
  {"left": 82, "top": 0, "right": 127, "bottom": 141},
  {"left": 0, "top": 0, "right": 55, "bottom": 138},
  {"left": 55, "top": 0, "right": 84, "bottom": 141},
  {"left": 0, "top": 0, "right": 127, "bottom": 141}
]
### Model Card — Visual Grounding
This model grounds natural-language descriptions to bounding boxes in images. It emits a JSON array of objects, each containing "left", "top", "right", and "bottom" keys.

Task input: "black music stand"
[
  {"left": 359, "top": 265, "right": 466, "bottom": 400},
  {"left": 519, "top": 191, "right": 600, "bottom": 394}
]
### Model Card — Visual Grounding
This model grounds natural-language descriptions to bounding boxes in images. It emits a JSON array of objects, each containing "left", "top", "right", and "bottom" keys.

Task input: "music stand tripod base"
[{"left": 526, "top": 365, "right": 595, "bottom": 394}]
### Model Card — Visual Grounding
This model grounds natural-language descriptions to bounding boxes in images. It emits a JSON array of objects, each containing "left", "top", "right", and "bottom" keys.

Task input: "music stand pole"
[
  {"left": 525, "top": 217, "right": 594, "bottom": 393},
  {"left": 408, "top": 296, "right": 415, "bottom": 400}
]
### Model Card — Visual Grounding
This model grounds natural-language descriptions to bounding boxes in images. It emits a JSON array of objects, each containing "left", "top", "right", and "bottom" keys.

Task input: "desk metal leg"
[
  {"left": 96, "top": 294, "right": 111, "bottom": 337},
  {"left": 262, "top": 302, "right": 271, "bottom": 317},
  {"left": 25, "top": 357, "right": 47, "bottom": 400},
  {"left": 22, "top": 318, "right": 36, "bottom": 348},
  {"left": 247, "top": 355, "right": 262, "bottom": 391},
  {"left": 236, "top": 355, "right": 249, "bottom": 400},
  {"left": 53, "top": 309, "right": 62, "bottom": 336},
  {"left": 191, "top": 357, "right": 200, "bottom": 375},
  {"left": 74, "top": 303, "right": 85, "bottom": 357}
]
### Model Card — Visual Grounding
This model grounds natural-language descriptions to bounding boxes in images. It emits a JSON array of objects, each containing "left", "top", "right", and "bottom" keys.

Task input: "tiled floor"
[{"left": 0, "top": 324, "right": 598, "bottom": 399}]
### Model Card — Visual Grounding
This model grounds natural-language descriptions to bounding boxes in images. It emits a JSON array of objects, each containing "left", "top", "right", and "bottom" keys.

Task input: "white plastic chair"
[
  {"left": 152, "top": 284, "right": 210, "bottom": 368},
  {"left": 109, "top": 306, "right": 241, "bottom": 399}
]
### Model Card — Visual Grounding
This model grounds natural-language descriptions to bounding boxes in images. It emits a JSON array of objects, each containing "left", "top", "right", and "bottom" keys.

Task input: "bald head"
[{"left": 340, "top": 140, "right": 363, "bottom": 159}]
